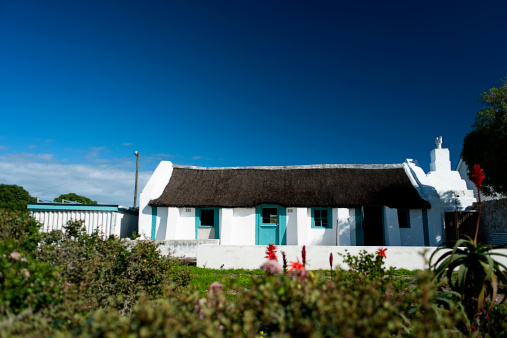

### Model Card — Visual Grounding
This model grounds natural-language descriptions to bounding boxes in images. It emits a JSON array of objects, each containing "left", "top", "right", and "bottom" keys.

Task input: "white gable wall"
[{"left": 139, "top": 161, "right": 174, "bottom": 239}]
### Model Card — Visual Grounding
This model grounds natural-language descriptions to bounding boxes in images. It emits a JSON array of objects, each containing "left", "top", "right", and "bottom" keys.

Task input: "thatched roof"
[{"left": 149, "top": 164, "right": 430, "bottom": 209}]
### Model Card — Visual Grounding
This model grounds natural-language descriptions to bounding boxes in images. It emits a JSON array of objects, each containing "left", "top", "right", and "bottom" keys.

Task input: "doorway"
[
  {"left": 256, "top": 205, "right": 286, "bottom": 245},
  {"left": 362, "top": 206, "right": 384, "bottom": 246}
]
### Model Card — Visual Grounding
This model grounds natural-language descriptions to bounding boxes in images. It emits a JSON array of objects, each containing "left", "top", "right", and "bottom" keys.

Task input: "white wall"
[
  {"left": 139, "top": 161, "right": 173, "bottom": 239},
  {"left": 400, "top": 209, "right": 426, "bottom": 246},
  {"left": 197, "top": 245, "right": 474, "bottom": 271},
  {"left": 176, "top": 207, "right": 195, "bottom": 239},
  {"left": 286, "top": 208, "right": 298, "bottom": 245},
  {"left": 337, "top": 208, "right": 353, "bottom": 246},
  {"left": 231, "top": 208, "right": 256, "bottom": 245},
  {"left": 383, "top": 207, "right": 401, "bottom": 246},
  {"left": 307, "top": 208, "right": 337, "bottom": 245}
]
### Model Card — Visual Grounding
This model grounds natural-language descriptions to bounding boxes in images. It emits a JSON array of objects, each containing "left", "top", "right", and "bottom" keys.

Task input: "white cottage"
[{"left": 139, "top": 138, "right": 475, "bottom": 247}]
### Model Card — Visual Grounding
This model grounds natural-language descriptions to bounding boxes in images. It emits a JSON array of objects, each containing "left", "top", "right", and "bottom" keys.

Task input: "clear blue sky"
[{"left": 1, "top": 0, "right": 506, "bottom": 205}]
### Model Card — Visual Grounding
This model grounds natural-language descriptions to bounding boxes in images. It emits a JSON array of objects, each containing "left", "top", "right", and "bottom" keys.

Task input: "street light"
[{"left": 134, "top": 151, "right": 139, "bottom": 208}]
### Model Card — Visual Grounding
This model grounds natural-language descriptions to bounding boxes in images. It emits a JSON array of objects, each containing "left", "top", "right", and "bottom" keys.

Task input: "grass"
[
  {"left": 187, "top": 266, "right": 264, "bottom": 297},
  {"left": 185, "top": 265, "right": 422, "bottom": 297}
]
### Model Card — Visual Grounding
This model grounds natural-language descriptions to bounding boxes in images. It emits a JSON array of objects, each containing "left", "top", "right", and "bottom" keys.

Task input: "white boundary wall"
[{"left": 197, "top": 245, "right": 507, "bottom": 271}]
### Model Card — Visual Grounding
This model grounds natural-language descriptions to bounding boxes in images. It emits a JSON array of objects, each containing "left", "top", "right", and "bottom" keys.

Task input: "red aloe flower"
[
  {"left": 288, "top": 258, "right": 305, "bottom": 272},
  {"left": 265, "top": 243, "right": 278, "bottom": 261},
  {"left": 302, "top": 245, "right": 306, "bottom": 266},
  {"left": 471, "top": 164, "right": 486, "bottom": 243},
  {"left": 471, "top": 164, "right": 486, "bottom": 190},
  {"left": 376, "top": 247, "right": 387, "bottom": 259}
]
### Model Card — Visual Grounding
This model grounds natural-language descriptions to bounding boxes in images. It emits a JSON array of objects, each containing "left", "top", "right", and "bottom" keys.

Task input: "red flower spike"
[
  {"left": 265, "top": 243, "right": 278, "bottom": 261},
  {"left": 376, "top": 247, "right": 387, "bottom": 259},
  {"left": 302, "top": 245, "right": 306, "bottom": 266},
  {"left": 470, "top": 164, "right": 486, "bottom": 190},
  {"left": 281, "top": 251, "right": 288, "bottom": 272},
  {"left": 329, "top": 252, "right": 333, "bottom": 267},
  {"left": 288, "top": 258, "right": 305, "bottom": 273}
]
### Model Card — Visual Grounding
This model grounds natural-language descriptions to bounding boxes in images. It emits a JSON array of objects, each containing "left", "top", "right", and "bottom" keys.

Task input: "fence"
[{"left": 444, "top": 211, "right": 477, "bottom": 244}]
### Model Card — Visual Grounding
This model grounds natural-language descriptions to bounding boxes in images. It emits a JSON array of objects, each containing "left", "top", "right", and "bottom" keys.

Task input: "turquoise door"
[{"left": 256, "top": 205, "right": 286, "bottom": 245}]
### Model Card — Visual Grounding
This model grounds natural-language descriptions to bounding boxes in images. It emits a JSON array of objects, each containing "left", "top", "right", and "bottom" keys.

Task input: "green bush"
[
  {"left": 0, "top": 242, "right": 61, "bottom": 318},
  {"left": 76, "top": 266, "right": 466, "bottom": 337},
  {"left": 0, "top": 209, "right": 42, "bottom": 252},
  {"left": 36, "top": 220, "right": 192, "bottom": 314}
]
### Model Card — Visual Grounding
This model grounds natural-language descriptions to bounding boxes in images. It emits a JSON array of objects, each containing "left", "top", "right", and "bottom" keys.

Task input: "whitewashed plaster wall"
[
  {"left": 154, "top": 207, "right": 168, "bottom": 240},
  {"left": 337, "top": 208, "right": 355, "bottom": 246},
  {"left": 400, "top": 209, "right": 426, "bottom": 246},
  {"left": 176, "top": 208, "right": 195, "bottom": 240},
  {"left": 383, "top": 207, "right": 401, "bottom": 246},
  {"left": 230, "top": 208, "right": 256, "bottom": 245},
  {"left": 307, "top": 208, "right": 338, "bottom": 245},
  {"left": 286, "top": 208, "right": 298, "bottom": 245},
  {"left": 403, "top": 140, "right": 476, "bottom": 246},
  {"left": 139, "top": 161, "right": 174, "bottom": 239},
  {"left": 197, "top": 245, "right": 477, "bottom": 271}
]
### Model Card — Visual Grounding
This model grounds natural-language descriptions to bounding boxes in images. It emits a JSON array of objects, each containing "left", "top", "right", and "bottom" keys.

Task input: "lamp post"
[{"left": 134, "top": 151, "right": 139, "bottom": 208}]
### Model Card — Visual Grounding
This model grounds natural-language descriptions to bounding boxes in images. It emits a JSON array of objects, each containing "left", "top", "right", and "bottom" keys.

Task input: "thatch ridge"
[{"left": 150, "top": 165, "right": 430, "bottom": 209}]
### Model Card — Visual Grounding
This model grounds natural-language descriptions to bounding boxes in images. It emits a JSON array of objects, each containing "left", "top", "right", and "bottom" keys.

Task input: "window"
[
  {"left": 262, "top": 208, "right": 278, "bottom": 224},
  {"left": 200, "top": 209, "right": 215, "bottom": 227},
  {"left": 397, "top": 209, "right": 410, "bottom": 228},
  {"left": 312, "top": 208, "right": 332, "bottom": 228},
  {"left": 195, "top": 208, "right": 219, "bottom": 240}
]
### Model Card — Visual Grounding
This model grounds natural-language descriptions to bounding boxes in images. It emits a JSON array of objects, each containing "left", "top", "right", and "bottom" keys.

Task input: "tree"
[
  {"left": 53, "top": 193, "right": 97, "bottom": 204},
  {"left": 0, "top": 184, "right": 37, "bottom": 211},
  {"left": 462, "top": 77, "right": 507, "bottom": 196}
]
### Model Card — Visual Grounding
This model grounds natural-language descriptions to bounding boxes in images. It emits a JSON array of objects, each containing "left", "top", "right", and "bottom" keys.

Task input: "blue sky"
[{"left": 1, "top": 0, "right": 506, "bottom": 205}]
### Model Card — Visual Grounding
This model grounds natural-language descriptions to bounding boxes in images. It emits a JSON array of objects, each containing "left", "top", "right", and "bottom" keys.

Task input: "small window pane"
[
  {"left": 314, "top": 208, "right": 330, "bottom": 228},
  {"left": 201, "top": 209, "right": 215, "bottom": 227},
  {"left": 262, "top": 208, "right": 278, "bottom": 224},
  {"left": 398, "top": 209, "right": 410, "bottom": 228}
]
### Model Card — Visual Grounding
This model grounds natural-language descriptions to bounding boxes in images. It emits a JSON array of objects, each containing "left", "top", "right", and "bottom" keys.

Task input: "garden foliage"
[{"left": 1, "top": 210, "right": 507, "bottom": 336}]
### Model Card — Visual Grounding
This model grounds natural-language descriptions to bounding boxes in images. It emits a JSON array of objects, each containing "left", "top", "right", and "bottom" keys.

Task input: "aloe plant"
[
  {"left": 431, "top": 239, "right": 507, "bottom": 319},
  {"left": 430, "top": 164, "right": 507, "bottom": 334}
]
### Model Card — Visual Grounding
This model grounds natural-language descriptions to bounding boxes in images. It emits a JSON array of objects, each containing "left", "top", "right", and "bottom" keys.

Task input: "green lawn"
[{"left": 185, "top": 265, "right": 421, "bottom": 297}]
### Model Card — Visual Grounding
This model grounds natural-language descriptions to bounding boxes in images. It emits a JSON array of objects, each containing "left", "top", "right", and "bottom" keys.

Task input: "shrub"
[
  {"left": 36, "top": 220, "right": 192, "bottom": 314},
  {"left": 0, "top": 242, "right": 61, "bottom": 318},
  {"left": 0, "top": 209, "right": 42, "bottom": 252},
  {"left": 77, "top": 261, "right": 466, "bottom": 337}
]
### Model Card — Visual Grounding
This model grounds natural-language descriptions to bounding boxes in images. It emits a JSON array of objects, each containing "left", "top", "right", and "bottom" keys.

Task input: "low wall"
[
  {"left": 479, "top": 198, "right": 507, "bottom": 243},
  {"left": 197, "top": 245, "right": 507, "bottom": 271},
  {"left": 154, "top": 239, "right": 219, "bottom": 259}
]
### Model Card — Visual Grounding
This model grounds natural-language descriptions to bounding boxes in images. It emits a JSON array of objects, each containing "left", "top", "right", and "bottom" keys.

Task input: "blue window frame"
[
  {"left": 195, "top": 208, "right": 219, "bottom": 239},
  {"left": 311, "top": 208, "right": 332, "bottom": 228}
]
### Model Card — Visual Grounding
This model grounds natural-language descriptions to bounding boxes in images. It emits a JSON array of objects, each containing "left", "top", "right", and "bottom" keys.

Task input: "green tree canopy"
[
  {"left": 462, "top": 77, "right": 507, "bottom": 195},
  {"left": 53, "top": 193, "right": 97, "bottom": 204},
  {"left": 0, "top": 184, "right": 37, "bottom": 211}
]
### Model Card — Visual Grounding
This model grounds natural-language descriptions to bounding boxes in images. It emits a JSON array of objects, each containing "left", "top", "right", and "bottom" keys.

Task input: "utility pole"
[{"left": 134, "top": 151, "right": 139, "bottom": 208}]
